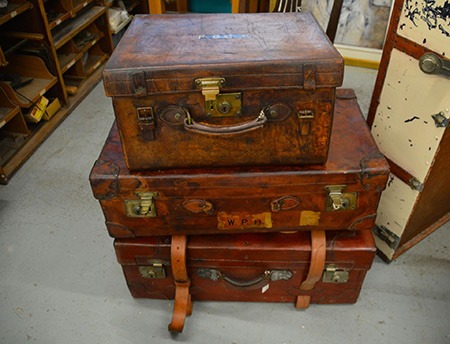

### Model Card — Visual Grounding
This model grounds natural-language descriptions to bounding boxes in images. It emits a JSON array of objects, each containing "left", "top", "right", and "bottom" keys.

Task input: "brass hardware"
[
  {"left": 325, "top": 185, "right": 357, "bottom": 211},
  {"left": 298, "top": 109, "right": 315, "bottom": 119},
  {"left": 322, "top": 264, "right": 349, "bottom": 283},
  {"left": 419, "top": 52, "right": 450, "bottom": 78},
  {"left": 270, "top": 196, "right": 300, "bottom": 212},
  {"left": 124, "top": 192, "right": 158, "bottom": 217},
  {"left": 138, "top": 261, "right": 166, "bottom": 279},
  {"left": 431, "top": 112, "right": 449, "bottom": 128},
  {"left": 195, "top": 77, "right": 242, "bottom": 117}
]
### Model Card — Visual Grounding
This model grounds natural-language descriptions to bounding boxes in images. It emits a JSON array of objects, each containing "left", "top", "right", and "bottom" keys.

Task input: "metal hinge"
[
  {"left": 322, "top": 264, "right": 349, "bottom": 283},
  {"left": 372, "top": 225, "right": 400, "bottom": 250},
  {"left": 124, "top": 192, "right": 158, "bottom": 217},
  {"left": 431, "top": 112, "right": 448, "bottom": 128},
  {"left": 325, "top": 185, "right": 357, "bottom": 211},
  {"left": 138, "top": 260, "right": 166, "bottom": 279}
]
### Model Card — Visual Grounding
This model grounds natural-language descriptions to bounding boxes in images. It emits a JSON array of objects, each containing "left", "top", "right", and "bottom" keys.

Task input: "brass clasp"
[
  {"left": 195, "top": 77, "right": 241, "bottom": 117},
  {"left": 325, "top": 185, "right": 357, "bottom": 211},
  {"left": 124, "top": 192, "right": 158, "bottom": 217}
]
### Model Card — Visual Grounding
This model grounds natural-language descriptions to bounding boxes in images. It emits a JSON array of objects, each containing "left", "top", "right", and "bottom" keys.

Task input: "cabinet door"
[{"left": 368, "top": 0, "right": 450, "bottom": 261}]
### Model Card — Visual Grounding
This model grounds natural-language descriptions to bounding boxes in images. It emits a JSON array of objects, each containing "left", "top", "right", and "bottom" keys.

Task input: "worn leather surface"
[
  {"left": 103, "top": 13, "right": 344, "bottom": 169},
  {"left": 114, "top": 230, "right": 376, "bottom": 304},
  {"left": 89, "top": 90, "right": 390, "bottom": 237}
]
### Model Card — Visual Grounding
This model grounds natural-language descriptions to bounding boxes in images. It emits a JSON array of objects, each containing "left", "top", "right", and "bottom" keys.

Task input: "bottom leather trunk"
[{"left": 114, "top": 230, "right": 376, "bottom": 305}]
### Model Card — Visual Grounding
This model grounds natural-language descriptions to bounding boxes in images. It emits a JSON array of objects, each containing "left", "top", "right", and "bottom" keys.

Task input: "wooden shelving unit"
[{"left": 0, "top": 0, "right": 114, "bottom": 184}]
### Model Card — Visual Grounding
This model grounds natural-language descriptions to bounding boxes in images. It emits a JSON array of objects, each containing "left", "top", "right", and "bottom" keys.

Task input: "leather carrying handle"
[
  {"left": 183, "top": 110, "right": 268, "bottom": 135},
  {"left": 197, "top": 268, "right": 292, "bottom": 288}
]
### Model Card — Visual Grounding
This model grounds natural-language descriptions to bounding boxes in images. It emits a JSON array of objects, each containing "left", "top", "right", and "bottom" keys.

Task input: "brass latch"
[
  {"left": 124, "top": 192, "right": 158, "bottom": 217},
  {"left": 322, "top": 264, "right": 349, "bottom": 283},
  {"left": 195, "top": 77, "right": 242, "bottom": 117},
  {"left": 138, "top": 260, "right": 166, "bottom": 279},
  {"left": 325, "top": 185, "right": 357, "bottom": 211}
]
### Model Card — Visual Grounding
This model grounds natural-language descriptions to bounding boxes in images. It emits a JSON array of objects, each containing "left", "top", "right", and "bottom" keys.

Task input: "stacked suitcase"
[{"left": 90, "top": 13, "right": 390, "bottom": 333}]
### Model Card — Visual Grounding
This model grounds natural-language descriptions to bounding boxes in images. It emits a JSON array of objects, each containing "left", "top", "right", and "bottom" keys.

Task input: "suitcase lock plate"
[
  {"left": 138, "top": 261, "right": 166, "bottom": 279},
  {"left": 322, "top": 264, "right": 349, "bottom": 283},
  {"left": 325, "top": 185, "right": 357, "bottom": 211},
  {"left": 124, "top": 192, "right": 158, "bottom": 217},
  {"left": 195, "top": 77, "right": 242, "bottom": 117}
]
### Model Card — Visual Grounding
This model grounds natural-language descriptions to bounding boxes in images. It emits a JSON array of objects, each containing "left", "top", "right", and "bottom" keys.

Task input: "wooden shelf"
[
  {"left": 0, "top": 0, "right": 115, "bottom": 184},
  {"left": 53, "top": 5, "right": 106, "bottom": 49},
  {"left": 0, "top": 54, "right": 58, "bottom": 107},
  {"left": 0, "top": 105, "right": 21, "bottom": 128},
  {"left": 0, "top": 63, "right": 105, "bottom": 184},
  {"left": 0, "top": 0, "right": 32, "bottom": 26},
  {"left": 83, "top": 51, "right": 107, "bottom": 75},
  {"left": 58, "top": 27, "right": 105, "bottom": 73},
  {"left": 72, "top": 0, "right": 94, "bottom": 14}
]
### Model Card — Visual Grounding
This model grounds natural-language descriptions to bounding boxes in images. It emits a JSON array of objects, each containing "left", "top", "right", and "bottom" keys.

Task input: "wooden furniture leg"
[
  {"left": 295, "top": 230, "right": 326, "bottom": 309},
  {"left": 149, "top": 0, "right": 165, "bottom": 14},
  {"left": 248, "top": 0, "right": 259, "bottom": 12},
  {"left": 168, "top": 235, "right": 192, "bottom": 333},
  {"left": 176, "top": 0, "right": 188, "bottom": 13}
]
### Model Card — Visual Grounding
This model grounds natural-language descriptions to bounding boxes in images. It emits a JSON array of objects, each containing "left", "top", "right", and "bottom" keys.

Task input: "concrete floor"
[{"left": 1, "top": 66, "right": 449, "bottom": 344}]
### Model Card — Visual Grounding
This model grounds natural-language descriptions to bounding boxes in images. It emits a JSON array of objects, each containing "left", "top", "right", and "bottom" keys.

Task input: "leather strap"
[
  {"left": 168, "top": 235, "right": 192, "bottom": 333},
  {"left": 296, "top": 231, "right": 326, "bottom": 309}
]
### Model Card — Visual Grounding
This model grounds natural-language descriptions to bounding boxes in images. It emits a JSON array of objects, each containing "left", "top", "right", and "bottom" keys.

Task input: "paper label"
[
  {"left": 299, "top": 210, "right": 321, "bottom": 226},
  {"left": 217, "top": 212, "right": 272, "bottom": 230}
]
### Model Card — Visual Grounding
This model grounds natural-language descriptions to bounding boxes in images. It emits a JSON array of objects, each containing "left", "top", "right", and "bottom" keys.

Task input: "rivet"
[{"left": 174, "top": 113, "right": 181, "bottom": 120}]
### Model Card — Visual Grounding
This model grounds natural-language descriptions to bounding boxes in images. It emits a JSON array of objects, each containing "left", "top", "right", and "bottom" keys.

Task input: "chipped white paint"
[
  {"left": 376, "top": 174, "right": 419, "bottom": 237},
  {"left": 375, "top": 174, "right": 419, "bottom": 259},
  {"left": 371, "top": 48, "right": 450, "bottom": 182},
  {"left": 397, "top": 0, "right": 450, "bottom": 57}
]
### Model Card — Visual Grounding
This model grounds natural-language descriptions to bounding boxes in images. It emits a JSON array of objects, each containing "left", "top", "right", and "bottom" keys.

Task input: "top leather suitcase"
[
  {"left": 102, "top": 12, "right": 344, "bottom": 170},
  {"left": 90, "top": 89, "right": 390, "bottom": 238}
]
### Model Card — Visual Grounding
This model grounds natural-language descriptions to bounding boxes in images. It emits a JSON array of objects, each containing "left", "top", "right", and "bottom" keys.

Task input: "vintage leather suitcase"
[
  {"left": 90, "top": 90, "right": 389, "bottom": 237},
  {"left": 102, "top": 12, "right": 344, "bottom": 170},
  {"left": 114, "top": 230, "right": 376, "bottom": 332}
]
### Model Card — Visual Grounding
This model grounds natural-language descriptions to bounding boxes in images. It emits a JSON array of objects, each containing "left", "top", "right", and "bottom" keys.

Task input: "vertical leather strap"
[
  {"left": 295, "top": 230, "right": 326, "bottom": 309},
  {"left": 168, "top": 235, "right": 192, "bottom": 333}
]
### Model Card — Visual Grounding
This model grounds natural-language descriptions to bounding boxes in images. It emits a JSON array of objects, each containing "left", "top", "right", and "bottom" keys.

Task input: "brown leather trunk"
[
  {"left": 103, "top": 13, "right": 343, "bottom": 170},
  {"left": 90, "top": 90, "right": 389, "bottom": 237},
  {"left": 114, "top": 230, "right": 376, "bottom": 305}
]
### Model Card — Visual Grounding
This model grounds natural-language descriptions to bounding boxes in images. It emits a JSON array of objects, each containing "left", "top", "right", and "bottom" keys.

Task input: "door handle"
[{"left": 419, "top": 52, "right": 450, "bottom": 78}]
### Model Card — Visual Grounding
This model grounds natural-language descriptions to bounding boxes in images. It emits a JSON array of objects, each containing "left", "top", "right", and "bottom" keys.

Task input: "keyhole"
[{"left": 218, "top": 101, "right": 231, "bottom": 114}]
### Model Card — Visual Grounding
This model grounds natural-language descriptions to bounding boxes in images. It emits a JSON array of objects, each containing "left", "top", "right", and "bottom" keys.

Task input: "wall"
[{"left": 304, "top": 0, "right": 393, "bottom": 49}]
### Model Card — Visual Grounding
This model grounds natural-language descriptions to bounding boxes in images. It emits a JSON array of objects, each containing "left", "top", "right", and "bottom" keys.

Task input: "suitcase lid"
[
  {"left": 114, "top": 230, "right": 376, "bottom": 270},
  {"left": 90, "top": 89, "right": 390, "bottom": 199},
  {"left": 103, "top": 13, "right": 344, "bottom": 97}
]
